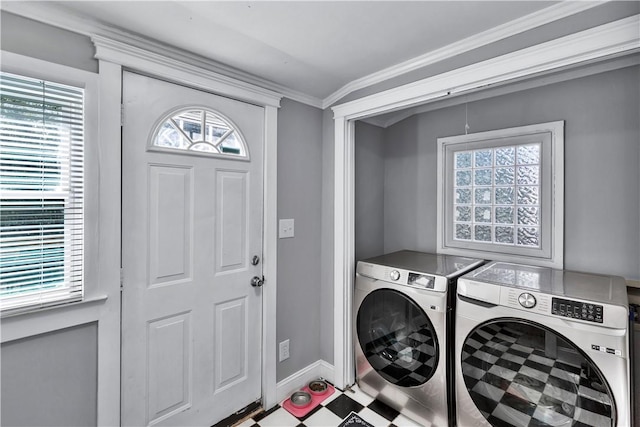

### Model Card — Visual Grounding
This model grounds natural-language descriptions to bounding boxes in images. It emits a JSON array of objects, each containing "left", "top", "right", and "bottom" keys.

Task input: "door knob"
[{"left": 251, "top": 276, "right": 264, "bottom": 287}]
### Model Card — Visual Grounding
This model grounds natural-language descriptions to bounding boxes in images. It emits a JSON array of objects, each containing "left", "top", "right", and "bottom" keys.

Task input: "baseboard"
[
  {"left": 318, "top": 360, "right": 335, "bottom": 385},
  {"left": 275, "top": 360, "right": 335, "bottom": 403}
]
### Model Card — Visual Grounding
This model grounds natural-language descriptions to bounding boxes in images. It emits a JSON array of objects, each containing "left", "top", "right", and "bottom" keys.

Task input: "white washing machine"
[
  {"left": 354, "top": 250, "right": 485, "bottom": 427},
  {"left": 455, "top": 262, "right": 631, "bottom": 427}
]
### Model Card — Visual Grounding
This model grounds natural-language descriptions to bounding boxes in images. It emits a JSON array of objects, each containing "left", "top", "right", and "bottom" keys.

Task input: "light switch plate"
[
  {"left": 279, "top": 219, "right": 294, "bottom": 238},
  {"left": 279, "top": 339, "right": 290, "bottom": 361}
]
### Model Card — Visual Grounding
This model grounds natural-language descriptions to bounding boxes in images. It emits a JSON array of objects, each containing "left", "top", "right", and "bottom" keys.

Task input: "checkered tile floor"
[
  {"left": 462, "top": 322, "right": 614, "bottom": 427},
  {"left": 231, "top": 384, "right": 423, "bottom": 427}
]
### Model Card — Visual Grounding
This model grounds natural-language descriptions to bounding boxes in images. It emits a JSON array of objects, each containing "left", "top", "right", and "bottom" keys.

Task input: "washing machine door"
[
  {"left": 356, "top": 288, "right": 439, "bottom": 387},
  {"left": 461, "top": 319, "right": 615, "bottom": 427}
]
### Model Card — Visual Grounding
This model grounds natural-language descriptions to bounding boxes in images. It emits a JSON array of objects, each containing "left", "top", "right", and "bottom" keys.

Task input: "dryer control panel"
[
  {"left": 356, "top": 262, "right": 448, "bottom": 292},
  {"left": 552, "top": 297, "right": 603, "bottom": 323}
]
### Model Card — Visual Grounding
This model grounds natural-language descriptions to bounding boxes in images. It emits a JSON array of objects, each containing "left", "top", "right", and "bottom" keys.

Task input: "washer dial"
[
  {"left": 518, "top": 292, "right": 537, "bottom": 308},
  {"left": 389, "top": 270, "right": 401, "bottom": 281}
]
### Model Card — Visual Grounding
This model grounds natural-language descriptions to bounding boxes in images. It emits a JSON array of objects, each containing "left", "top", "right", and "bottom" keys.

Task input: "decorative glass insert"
[
  {"left": 151, "top": 108, "right": 247, "bottom": 158},
  {"left": 453, "top": 143, "right": 541, "bottom": 247}
]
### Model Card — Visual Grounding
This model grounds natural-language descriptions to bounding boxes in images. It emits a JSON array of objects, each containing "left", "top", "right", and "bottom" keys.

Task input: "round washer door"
[
  {"left": 461, "top": 319, "right": 616, "bottom": 427},
  {"left": 356, "top": 288, "right": 438, "bottom": 387}
]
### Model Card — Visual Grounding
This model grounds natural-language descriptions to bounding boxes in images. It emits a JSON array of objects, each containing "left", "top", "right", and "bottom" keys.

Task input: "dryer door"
[
  {"left": 356, "top": 288, "right": 438, "bottom": 387},
  {"left": 461, "top": 319, "right": 615, "bottom": 427}
]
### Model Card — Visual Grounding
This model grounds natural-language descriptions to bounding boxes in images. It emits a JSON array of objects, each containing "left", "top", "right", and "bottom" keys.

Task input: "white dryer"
[
  {"left": 455, "top": 262, "right": 631, "bottom": 427},
  {"left": 354, "top": 250, "right": 485, "bottom": 427}
]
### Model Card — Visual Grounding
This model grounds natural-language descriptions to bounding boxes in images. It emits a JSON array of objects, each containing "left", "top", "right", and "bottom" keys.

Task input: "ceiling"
[{"left": 18, "top": 0, "right": 570, "bottom": 104}]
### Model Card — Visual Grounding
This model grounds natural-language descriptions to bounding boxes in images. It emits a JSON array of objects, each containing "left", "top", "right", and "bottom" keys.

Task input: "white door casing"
[{"left": 122, "top": 71, "right": 264, "bottom": 426}]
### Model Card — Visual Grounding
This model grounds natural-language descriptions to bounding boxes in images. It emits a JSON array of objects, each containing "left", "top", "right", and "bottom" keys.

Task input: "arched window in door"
[{"left": 151, "top": 108, "right": 248, "bottom": 159}]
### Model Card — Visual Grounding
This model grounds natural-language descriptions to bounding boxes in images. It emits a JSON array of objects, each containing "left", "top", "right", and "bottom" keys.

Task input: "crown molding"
[
  {"left": 0, "top": 1, "right": 323, "bottom": 109},
  {"left": 322, "top": 1, "right": 605, "bottom": 109},
  {"left": 0, "top": 1, "right": 618, "bottom": 111},
  {"left": 333, "top": 15, "right": 640, "bottom": 120},
  {"left": 92, "top": 35, "right": 282, "bottom": 108},
  {"left": 374, "top": 52, "right": 640, "bottom": 129}
]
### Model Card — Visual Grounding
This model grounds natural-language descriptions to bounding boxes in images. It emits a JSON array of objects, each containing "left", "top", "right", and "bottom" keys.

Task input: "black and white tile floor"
[
  {"left": 222, "top": 322, "right": 617, "bottom": 427},
  {"left": 234, "top": 385, "right": 421, "bottom": 427}
]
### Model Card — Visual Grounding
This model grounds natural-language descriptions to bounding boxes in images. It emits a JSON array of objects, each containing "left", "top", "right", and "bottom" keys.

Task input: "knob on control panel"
[
  {"left": 389, "top": 270, "right": 401, "bottom": 281},
  {"left": 518, "top": 292, "right": 536, "bottom": 308}
]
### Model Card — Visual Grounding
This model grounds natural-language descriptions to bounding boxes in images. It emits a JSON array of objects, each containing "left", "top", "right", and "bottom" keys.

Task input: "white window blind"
[{"left": 0, "top": 71, "right": 84, "bottom": 314}]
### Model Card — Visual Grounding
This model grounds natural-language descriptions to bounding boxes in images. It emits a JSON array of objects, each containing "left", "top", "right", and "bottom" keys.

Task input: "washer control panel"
[{"left": 552, "top": 297, "right": 603, "bottom": 323}]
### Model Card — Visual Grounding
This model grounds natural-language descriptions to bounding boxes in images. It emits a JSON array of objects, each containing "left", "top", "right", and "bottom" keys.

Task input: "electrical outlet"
[
  {"left": 279, "top": 339, "right": 290, "bottom": 361},
  {"left": 279, "top": 219, "right": 294, "bottom": 239}
]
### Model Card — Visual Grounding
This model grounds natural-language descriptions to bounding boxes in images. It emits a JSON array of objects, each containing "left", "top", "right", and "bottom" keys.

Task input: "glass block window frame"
[
  {"left": 149, "top": 107, "right": 249, "bottom": 160},
  {"left": 437, "top": 121, "right": 564, "bottom": 268}
]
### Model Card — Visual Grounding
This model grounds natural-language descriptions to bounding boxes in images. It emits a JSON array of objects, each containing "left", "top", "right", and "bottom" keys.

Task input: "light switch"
[{"left": 279, "top": 219, "right": 294, "bottom": 238}]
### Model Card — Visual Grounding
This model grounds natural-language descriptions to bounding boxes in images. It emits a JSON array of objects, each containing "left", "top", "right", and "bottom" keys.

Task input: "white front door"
[{"left": 121, "top": 71, "right": 264, "bottom": 426}]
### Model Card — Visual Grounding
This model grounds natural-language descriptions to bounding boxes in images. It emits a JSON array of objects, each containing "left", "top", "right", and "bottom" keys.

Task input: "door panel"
[
  {"left": 216, "top": 170, "right": 248, "bottom": 272},
  {"left": 147, "top": 313, "right": 192, "bottom": 423},
  {"left": 214, "top": 297, "right": 247, "bottom": 391},
  {"left": 149, "top": 165, "right": 193, "bottom": 285},
  {"left": 122, "top": 71, "right": 264, "bottom": 426}
]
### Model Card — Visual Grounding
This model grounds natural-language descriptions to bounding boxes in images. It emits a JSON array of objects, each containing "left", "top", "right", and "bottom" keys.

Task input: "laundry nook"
[{"left": 1, "top": 2, "right": 638, "bottom": 427}]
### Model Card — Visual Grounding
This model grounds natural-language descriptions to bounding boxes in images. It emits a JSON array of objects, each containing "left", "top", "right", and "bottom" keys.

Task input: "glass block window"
[
  {"left": 438, "top": 122, "right": 564, "bottom": 268},
  {"left": 453, "top": 143, "right": 541, "bottom": 247},
  {"left": 151, "top": 108, "right": 247, "bottom": 158}
]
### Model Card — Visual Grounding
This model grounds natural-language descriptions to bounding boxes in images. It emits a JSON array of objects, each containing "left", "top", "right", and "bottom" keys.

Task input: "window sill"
[
  {"left": 438, "top": 246, "right": 561, "bottom": 269},
  {"left": 1, "top": 295, "right": 108, "bottom": 343}
]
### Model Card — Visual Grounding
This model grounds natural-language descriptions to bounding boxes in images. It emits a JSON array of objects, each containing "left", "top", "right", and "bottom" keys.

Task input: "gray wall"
[
  {"left": 1, "top": 323, "right": 98, "bottom": 427},
  {"left": 0, "top": 12, "right": 98, "bottom": 73},
  {"left": 276, "top": 98, "right": 324, "bottom": 381},
  {"left": 375, "top": 66, "right": 640, "bottom": 280},
  {"left": 354, "top": 121, "right": 385, "bottom": 261}
]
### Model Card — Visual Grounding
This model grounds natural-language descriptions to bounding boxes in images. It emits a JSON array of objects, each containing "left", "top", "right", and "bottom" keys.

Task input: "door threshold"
[{"left": 212, "top": 400, "right": 262, "bottom": 427}]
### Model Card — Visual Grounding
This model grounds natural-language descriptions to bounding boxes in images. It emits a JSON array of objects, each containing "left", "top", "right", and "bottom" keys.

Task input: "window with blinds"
[{"left": 0, "top": 71, "right": 84, "bottom": 313}]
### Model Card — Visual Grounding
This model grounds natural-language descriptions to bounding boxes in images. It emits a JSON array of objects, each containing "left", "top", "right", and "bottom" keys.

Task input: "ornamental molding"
[{"left": 332, "top": 15, "right": 640, "bottom": 120}]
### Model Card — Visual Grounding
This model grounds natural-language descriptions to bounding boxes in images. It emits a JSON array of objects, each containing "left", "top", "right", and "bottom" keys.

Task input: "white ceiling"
[{"left": 38, "top": 0, "right": 566, "bottom": 103}]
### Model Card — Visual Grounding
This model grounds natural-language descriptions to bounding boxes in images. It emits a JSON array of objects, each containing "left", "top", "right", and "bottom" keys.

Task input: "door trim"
[
  {"left": 330, "top": 15, "right": 640, "bottom": 390},
  {"left": 92, "top": 37, "right": 282, "bottom": 412}
]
